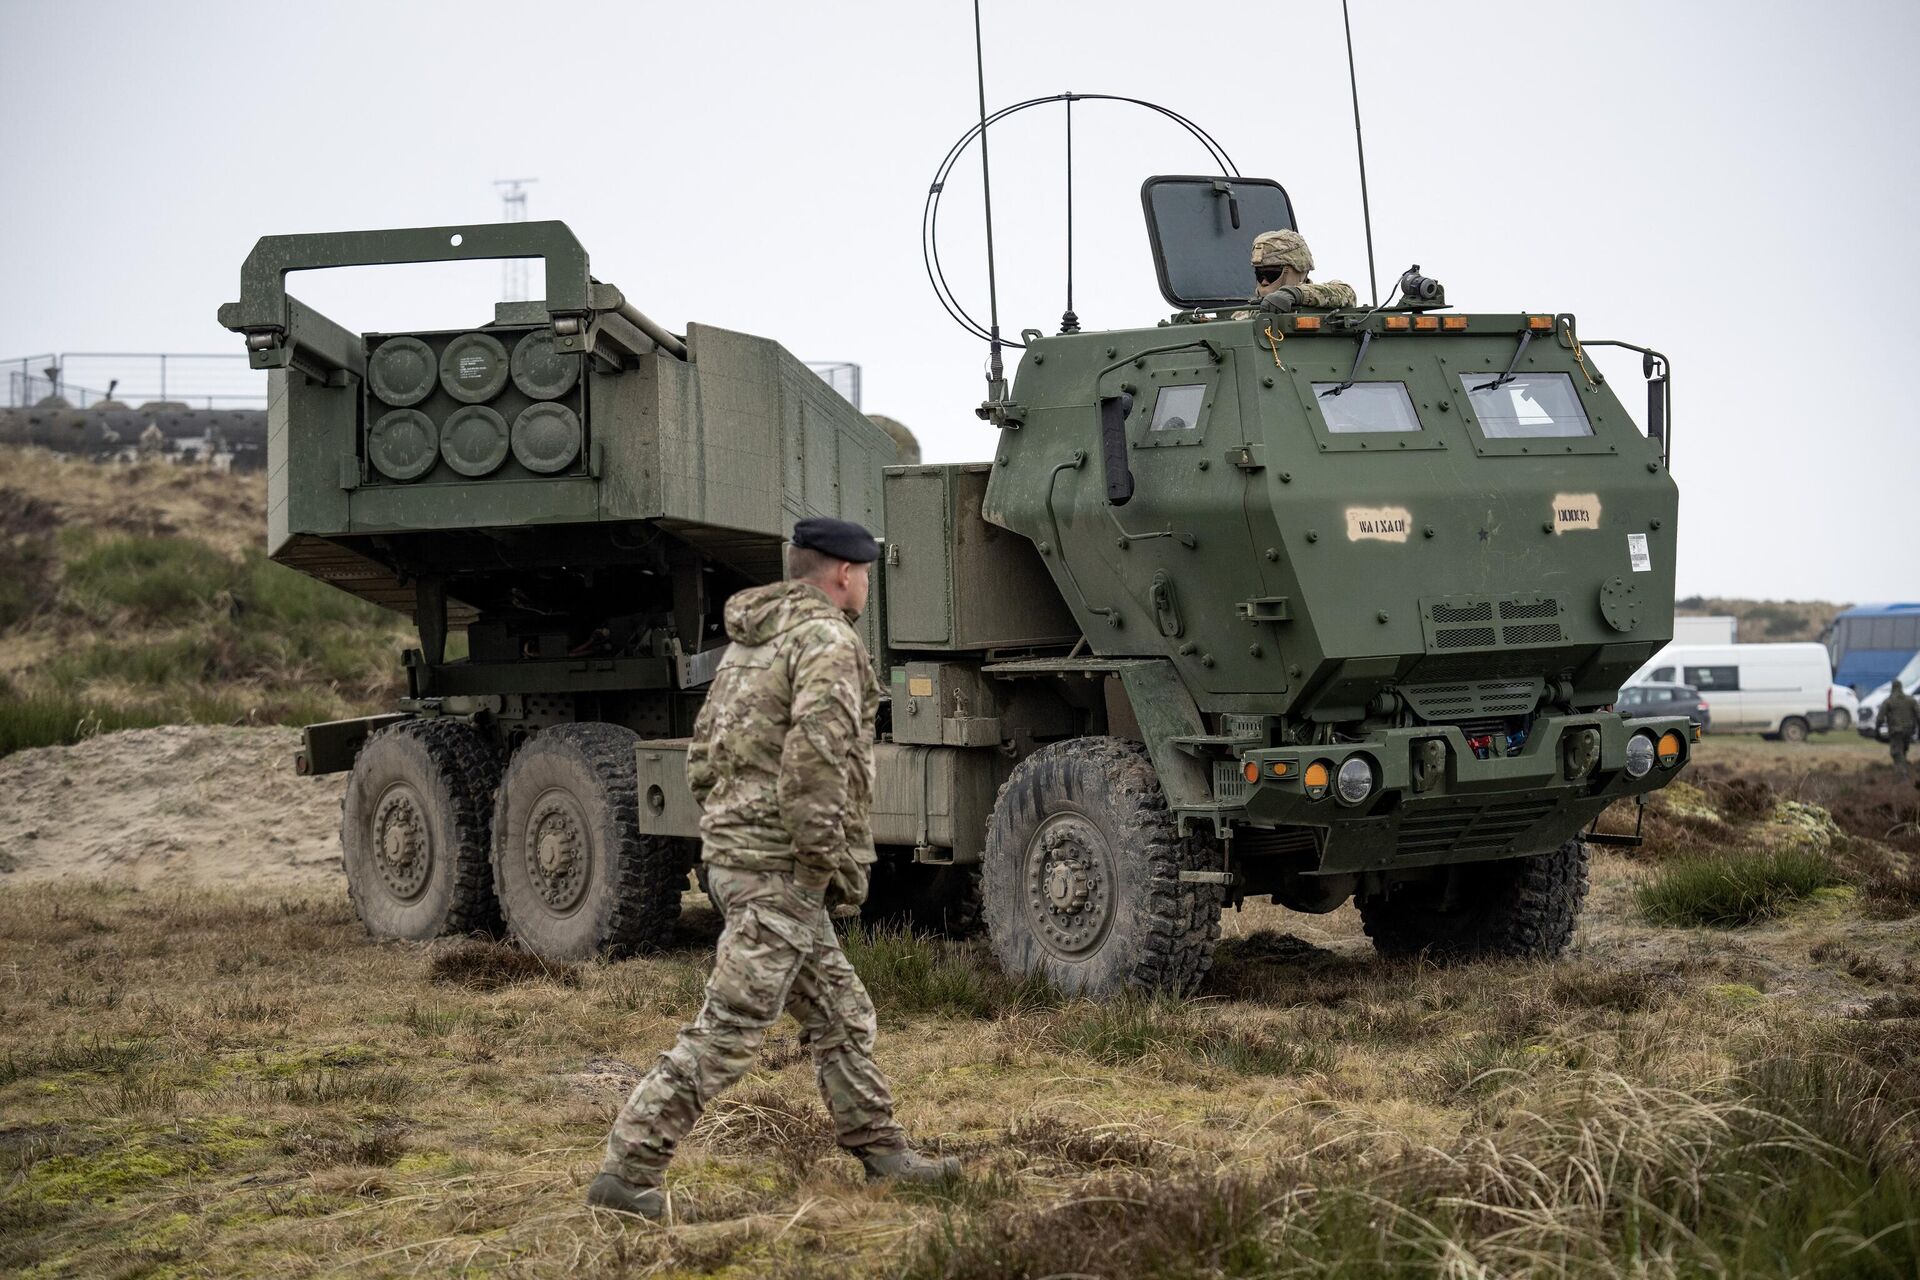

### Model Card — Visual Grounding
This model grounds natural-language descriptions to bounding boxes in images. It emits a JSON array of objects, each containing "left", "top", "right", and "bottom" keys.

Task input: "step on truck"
[{"left": 219, "top": 184, "right": 1691, "bottom": 997}]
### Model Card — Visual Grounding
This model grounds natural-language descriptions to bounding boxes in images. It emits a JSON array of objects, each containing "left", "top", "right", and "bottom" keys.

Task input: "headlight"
[
  {"left": 1335, "top": 756, "right": 1375, "bottom": 805},
  {"left": 1624, "top": 733, "right": 1656, "bottom": 778}
]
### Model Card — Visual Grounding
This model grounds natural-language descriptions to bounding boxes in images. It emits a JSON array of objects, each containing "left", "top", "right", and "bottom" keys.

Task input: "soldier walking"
[
  {"left": 1882, "top": 680, "right": 1918, "bottom": 779},
  {"left": 588, "top": 517, "right": 958, "bottom": 1219}
]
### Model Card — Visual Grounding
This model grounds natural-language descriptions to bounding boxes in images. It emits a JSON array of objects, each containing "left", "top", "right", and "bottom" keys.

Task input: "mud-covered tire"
[
  {"left": 982, "top": 737, "right": 1222, "bottom": 997},
  {"left": 340, "top": 718, "right": 501, "bottom": 942},
  {"left": 491, "top": 723, "right": 686, "bottom": 960},
  {"left": 1359, "top": 838, "right": 1590, "bottom": 962},
  {"left": 861, "top": 856, "right": 984, "bottom": 938}
]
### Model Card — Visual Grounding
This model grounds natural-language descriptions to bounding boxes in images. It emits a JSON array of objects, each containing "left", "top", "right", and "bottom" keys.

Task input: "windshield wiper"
[
  {"left": 1473, "top": 329, "right": 1533, "bottom": 392},
  {"left": 1320, "top": 329, "right": 1373, "bottom": 397}
]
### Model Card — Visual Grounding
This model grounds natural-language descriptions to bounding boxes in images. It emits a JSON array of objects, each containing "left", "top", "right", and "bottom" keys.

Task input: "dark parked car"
[{"left": 1620, "top": 682, "right": 1711, "bottom": 732}]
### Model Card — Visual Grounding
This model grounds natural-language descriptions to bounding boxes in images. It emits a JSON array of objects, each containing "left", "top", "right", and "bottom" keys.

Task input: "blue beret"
[{"left": 791, "top": 516, "right": 880, "bottom": 564}]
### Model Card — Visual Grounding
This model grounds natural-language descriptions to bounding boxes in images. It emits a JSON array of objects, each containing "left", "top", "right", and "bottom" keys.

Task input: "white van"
[{"left": 1631, "top": 643, "right": 1834, "bottom": 742}]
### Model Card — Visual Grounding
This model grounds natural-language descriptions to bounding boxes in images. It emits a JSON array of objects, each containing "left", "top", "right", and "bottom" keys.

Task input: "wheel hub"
[
  {"left": 372, "top": 785, "right": 431, "bottom": 901},
  {"left": 525, "top": 791, "right": 590, "bottom": 912},
  {"left": 1024, "top": 816, "right": 1113, "bottom": 959}
]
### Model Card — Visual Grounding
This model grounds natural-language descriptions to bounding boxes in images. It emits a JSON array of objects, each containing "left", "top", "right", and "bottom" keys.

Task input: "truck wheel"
[
  {"left": 491, "top": 723, "right": 686, "bottom": 959},
  {"left": 981, "top": 737, "right": 1222, "bottom": 997},
  {"left": 340, "top": 718, "right": 501, "bottom": 942},
  {"left": 1779, "top": 717, "right": 1810, "bottom": 743},
  {"left": 1359, "top": 838, "right": 1589, "bottom": 962},
  {"left": 861, "top": 856, "right": 984, "bottom": 938},
  {"left": 1830, "top": 708, "right": 1852, "bottom": 732}
]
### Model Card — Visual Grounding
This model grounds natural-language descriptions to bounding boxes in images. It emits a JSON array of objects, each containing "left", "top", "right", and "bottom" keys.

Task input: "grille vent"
[
  {"left": 1396, "top": 799, "right": 1557, "bottom": 857},
  {"left": 1402, "top": 678, "right": 1542, "bottom": 723},
  {"left": 1435, "top": 626, "right": 1497, "bottom": 649},
  {"left": 1502, "top": 623, "right": 1562, "bottom": 646},
  {"left": 1423, "top": 594, "right": 1564, "bottom": 651},
  {"left": 1213, "top": 760, "right": 1252, "bottom": 804}
]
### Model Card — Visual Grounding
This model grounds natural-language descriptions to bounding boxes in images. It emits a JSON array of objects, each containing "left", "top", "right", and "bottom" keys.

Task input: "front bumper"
[{"left": 1223, "top": 712, "right": 1693, "bottom": 874}]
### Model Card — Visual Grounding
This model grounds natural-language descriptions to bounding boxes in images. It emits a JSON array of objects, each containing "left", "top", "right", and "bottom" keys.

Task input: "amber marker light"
[
  {"left": 1441, "top": 316, "right": 1469, "bottom": 331},
  {"left": 1384, "top": 315, "right": 1410, "bottom": 330},
  {"left": 1293, "top": 316, "right": 1322, "bottom": 331},
  {"left": 1527, "top": 315, "right": 1554, "bottom": 331},
  {"left": 1242, "top": 761, "right": 1261, "bottom": 784},
  {"left": 1304, "top": 760, "right": 1332, "bottom": 800},
  {"left": 1657, "top": 731, "right": 1684, "bottom": 768},
  {"left": 1269, "top": 761, "right": 1292, "bottom": 778},
  {"left": 1413, "top": 315, "right": 1440, "bottom": 331}
]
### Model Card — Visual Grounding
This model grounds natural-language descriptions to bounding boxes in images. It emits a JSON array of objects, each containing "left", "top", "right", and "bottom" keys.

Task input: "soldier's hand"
[
  {"left": 1258, "top": 287, "right": 1302, "bottom": 313},
  {"left": 825, "top": 860, "right": 870, "bottom": 911},
  {"left": 787, "top": 876, "right": 828, "bottom": 916}
]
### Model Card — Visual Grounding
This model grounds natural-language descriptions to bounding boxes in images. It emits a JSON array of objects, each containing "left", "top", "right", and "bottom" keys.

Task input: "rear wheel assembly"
[
  {"left": 491, "top": 723, "right": 691, "bottom": 959},
  {"left": 982, "top": 737, "right": 1222, "bottom": 997},
  {"left": 1359, "top": 837, "right": 1590, "bottom": 961},
  {"left": 340, "top": 718, "right": 502, "bottom": 942}
]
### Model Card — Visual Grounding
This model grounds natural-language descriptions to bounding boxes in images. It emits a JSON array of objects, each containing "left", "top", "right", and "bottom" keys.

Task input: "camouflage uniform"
[
  {"left": 601, "top": 580, "right": 901, "bottom": 1187},
  {"left": 1882, "top": 685, "right": 1917, "bottom": 776},
  {"left": 1237, "top": 228, "right": 1358, "bottom": 312}
]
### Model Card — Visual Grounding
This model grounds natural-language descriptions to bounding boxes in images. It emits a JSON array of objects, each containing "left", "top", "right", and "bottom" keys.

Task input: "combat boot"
[
  {"left": 858, "top": 1146, "right": 961, "bottom": 1184},
  {"left": 585, "top": 1172, "right": 670, "bottom": 1220}
]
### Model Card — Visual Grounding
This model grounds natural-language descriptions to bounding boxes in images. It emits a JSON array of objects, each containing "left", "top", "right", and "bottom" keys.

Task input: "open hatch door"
[{"left": 1141, "top": 175, "right": 1296, "bottom": 310}]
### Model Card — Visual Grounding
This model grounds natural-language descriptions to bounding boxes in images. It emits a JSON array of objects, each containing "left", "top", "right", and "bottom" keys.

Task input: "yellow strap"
[
  {"left": 1262, "top": 323, "right": 1286, "bottom": 370},
  {"left": 1563, "top": 319, "right": 1599, "bottom": 387}
]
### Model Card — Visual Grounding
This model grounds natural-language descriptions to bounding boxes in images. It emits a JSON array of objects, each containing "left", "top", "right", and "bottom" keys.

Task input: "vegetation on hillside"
[
  {"left": 1, "top": 449, "right": 411, "bottom": 756},
  {"left": 1675, "top": 595, "right": 1846, "bottom": 643}
]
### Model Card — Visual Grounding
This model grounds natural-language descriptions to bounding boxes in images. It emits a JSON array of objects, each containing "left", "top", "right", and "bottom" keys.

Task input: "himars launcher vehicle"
[{"left": 220, "top": 175, "right": 1692, "bottom": 997}]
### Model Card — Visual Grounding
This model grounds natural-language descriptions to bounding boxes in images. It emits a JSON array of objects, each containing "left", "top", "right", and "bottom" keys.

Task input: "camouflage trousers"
[
  {"left": 601, "top": 865, "right": 904, "bottom": 1184},
  {"left": 1892, "top": 731, "right": 1913, "bottom": 774}
]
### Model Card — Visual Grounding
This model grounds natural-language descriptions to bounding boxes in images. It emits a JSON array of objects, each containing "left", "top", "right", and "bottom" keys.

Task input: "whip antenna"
[
  {"left": 973, "top": 0, "right": 1006, "bottom": 400},
  {"left": 1342, "top": 0, "right": 1379, "bottom": 306}
]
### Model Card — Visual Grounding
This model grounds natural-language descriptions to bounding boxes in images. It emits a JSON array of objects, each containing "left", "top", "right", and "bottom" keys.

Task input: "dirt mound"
[{"left": 0, "top": 725, "right": 345, "bottom": 887}]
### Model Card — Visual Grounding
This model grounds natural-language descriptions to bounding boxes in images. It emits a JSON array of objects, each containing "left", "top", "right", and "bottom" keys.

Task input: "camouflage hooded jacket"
[{"left": 686, "top": 580, "right": 880, "bottom": 887}]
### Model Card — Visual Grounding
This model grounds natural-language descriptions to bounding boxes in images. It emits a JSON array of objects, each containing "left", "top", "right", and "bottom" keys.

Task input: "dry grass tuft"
[{"left": 428, "top": 938, "right": 580, "bottom": 991}]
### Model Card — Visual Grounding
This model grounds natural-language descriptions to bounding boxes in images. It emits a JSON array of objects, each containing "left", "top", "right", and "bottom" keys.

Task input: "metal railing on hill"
[{"left": 6, "top": 352, "right": 865, "bottom": 412}]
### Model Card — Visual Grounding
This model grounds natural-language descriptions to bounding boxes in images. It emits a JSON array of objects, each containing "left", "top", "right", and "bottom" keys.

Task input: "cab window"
[
  {"left": 1685, "top": 665, "right": 1739, "bottom": 691},
  {"left": 1312, "top": 381, "right": 1420, "bottom": 434},
  {"left": 1457, "top": 371, "right": 1592, "bottom": 439},
  {"left": 1149, "top": 384, "right": 1206, "bottom": 432}
]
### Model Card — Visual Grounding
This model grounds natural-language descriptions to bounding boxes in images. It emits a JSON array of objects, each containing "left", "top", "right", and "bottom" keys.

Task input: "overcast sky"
[{"left": 3, "top": 0, "right": 1914, "bottom": 603}]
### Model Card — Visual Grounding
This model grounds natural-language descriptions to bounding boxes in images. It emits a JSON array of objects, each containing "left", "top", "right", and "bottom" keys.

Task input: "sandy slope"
[{"left": 0, "top": 725, "right": 344, "bottom": 887}]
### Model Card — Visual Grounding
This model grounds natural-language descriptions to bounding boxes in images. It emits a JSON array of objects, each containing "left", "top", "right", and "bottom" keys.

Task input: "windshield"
[
  {"left": 1313, "top": 382, "right": 1421, "bottom": 433},
  {"left": 1458, "top": 371, "right": 1592, "bottom": 439}
]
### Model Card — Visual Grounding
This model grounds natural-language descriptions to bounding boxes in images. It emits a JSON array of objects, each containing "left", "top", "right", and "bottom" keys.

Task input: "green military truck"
[{"left": 220, "top": 183, "right": 1690, "bottom": 996}]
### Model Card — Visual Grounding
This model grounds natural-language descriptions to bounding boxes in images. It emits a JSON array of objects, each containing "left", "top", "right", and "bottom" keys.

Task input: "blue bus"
[{"left": 1827, "top": 603, "right": 1920, "bottom": 694}]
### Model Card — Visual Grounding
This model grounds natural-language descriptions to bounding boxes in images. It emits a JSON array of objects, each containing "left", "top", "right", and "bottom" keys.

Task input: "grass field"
[{"left": 3, "top": 738, "right": 1917, "bottom": 1278}]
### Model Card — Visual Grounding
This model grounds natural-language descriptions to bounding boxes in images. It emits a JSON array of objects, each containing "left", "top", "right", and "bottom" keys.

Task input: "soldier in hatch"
[
  {"left": 1247, "top": 229, "right": 1356, "bottom": 311},
  {"left": 588, "top": 517, "right": 958, "bottom": 1220},
  {"left": 1882, "top": 679, "right": 1917, "bottom": 779}
]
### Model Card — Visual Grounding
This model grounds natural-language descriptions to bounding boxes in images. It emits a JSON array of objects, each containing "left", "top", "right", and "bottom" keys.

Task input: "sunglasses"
[{"left": 1254, "top": 267, "right": 1286, "bottom": 285}]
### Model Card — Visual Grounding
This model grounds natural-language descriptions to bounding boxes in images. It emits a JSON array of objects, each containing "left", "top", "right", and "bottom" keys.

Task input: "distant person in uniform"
[
  {"left": 1248, "top": 229, "right": 1357, "bottom": 311},
  {"left": 588, "top": 516, "right": 958, "bottom": 1220},
  {"left": 1882, "top": 680, "right": 1917, "bottom": 778}
]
